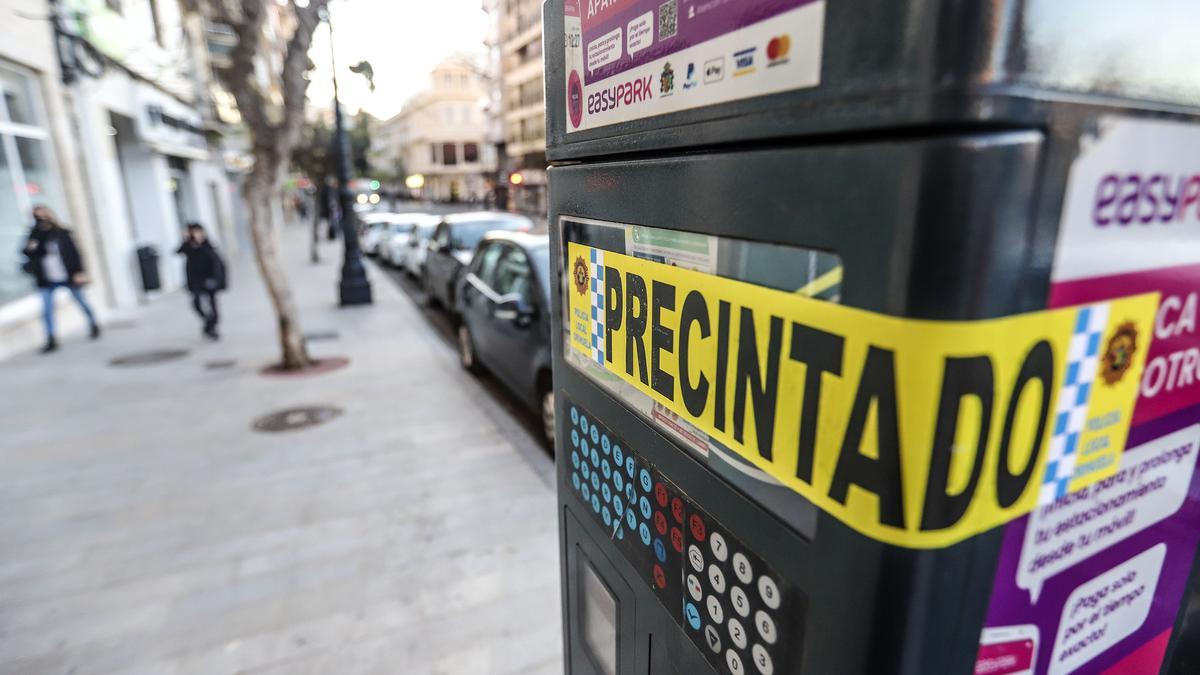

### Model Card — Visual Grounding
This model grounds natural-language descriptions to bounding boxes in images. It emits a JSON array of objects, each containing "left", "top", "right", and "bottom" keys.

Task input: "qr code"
[{"left": 659, "top": 0, "right": 678, "bottom": 40}]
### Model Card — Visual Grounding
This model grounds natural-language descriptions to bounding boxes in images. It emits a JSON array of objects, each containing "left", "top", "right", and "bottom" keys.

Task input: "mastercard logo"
[{"left": 767, "top": 35, "right": 791, "bottom": 63}]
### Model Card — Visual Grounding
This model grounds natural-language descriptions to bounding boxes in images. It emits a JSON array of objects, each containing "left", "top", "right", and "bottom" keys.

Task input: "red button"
[
  {"left": 655, "top": 482, "right": 669, "bottom": 507},
  {"left": 671, "top": 497, "right": 685, "bottom": 525},
  {"left": 654, "top": 510, "right": 668, "bottom": 535},
  {"left": 670, "top": 527, "right": 684, "bottom": 552},
  {"left": 689, "top": 514, "right": 706, "bottom": 542},
  {"left": 653, "top": 564, "right": 667, "bottom": 589}
]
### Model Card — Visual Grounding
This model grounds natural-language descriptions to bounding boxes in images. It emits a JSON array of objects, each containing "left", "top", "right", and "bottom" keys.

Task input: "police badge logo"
[
  {"left": 1100, "top": 321, "right": 1139, "bottom": 385},
  {"left": 573, "top": 256, "right": 589, "bottom": 296},
  {"left": 660, "top": 62, "right": 675, "bottom": 95}
]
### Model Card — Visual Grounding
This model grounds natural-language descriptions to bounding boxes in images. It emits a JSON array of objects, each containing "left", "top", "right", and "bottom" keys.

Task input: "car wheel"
[
  {"left": 457, "top": 323, "right": 479, "bottom": 373},
  {"left": 540, "top": 388, "right": 556, "bottom": 451}
]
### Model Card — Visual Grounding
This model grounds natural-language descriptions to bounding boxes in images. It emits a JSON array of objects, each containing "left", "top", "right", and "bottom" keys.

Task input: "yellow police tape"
[{"left": 566, "top": 243, "right": 1159, "bottom": 548}]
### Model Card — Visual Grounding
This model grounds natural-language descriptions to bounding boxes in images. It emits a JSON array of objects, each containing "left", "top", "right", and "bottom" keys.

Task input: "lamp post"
[{"left": 324, "top": 6, "right": 372, "bottom": 306}]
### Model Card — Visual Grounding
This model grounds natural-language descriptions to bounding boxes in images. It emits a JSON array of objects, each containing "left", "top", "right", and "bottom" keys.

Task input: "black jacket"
[
  {"left": 23, "top": 223, "right": 85, "bottom": 289},
  {"left": 176, "top": 240, "right": 227, "bottom": 294}
]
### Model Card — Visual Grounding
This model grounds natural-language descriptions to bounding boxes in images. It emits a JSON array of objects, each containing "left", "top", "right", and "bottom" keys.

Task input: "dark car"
[
  {"left": 422, "top": 212, "right": 533, "bottom": 314},
  {"left": 455, "top": 231, "right": 554, "bottom": 445}
]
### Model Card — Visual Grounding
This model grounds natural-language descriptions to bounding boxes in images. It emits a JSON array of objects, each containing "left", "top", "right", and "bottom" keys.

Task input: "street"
[{"left": 0, "top": 222, "right": 561, "bottom": 675}]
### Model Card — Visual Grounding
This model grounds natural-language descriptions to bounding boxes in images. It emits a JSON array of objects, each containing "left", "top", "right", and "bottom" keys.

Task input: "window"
[
  {"left": 492, "top": 247, "right": 533, "bottom": 304},
  {"left": 463, "top": 143, "right": 479, "bottom": 163},
  {"left": 430, "top": 143, "right": 438, "bottom": 164},
  {"left": 441, "top": 143, "right": 457, "bottom": 166},
  {"left": 472, "top": 243, "right": 506, "bottom": 288},
  {"left": 0, "top": 63, "right": 68, "bottom": 307}
]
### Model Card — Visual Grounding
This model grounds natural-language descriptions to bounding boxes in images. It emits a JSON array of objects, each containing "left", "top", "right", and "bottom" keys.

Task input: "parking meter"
[{"left": 544, "top": 2, "right": 1200, "bottom": 674}]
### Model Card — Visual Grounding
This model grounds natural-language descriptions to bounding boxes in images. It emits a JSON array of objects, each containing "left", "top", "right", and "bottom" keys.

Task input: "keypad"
[{"left": 564, "top": 397, "right": 798, "bottom": 675}]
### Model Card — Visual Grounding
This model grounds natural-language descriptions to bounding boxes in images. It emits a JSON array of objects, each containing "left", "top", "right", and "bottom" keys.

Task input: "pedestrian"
[
  {"left": 176, "top": 223, "right": 226, "bottom": 340},
  {"left": 21, "top": 205, "right": 101, "bottom": 353}
]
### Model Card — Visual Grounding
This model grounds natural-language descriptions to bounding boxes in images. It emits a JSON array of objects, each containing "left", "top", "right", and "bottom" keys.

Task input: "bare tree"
[{"left": 183, "top": 0, "right": 327, "bottom": 369}]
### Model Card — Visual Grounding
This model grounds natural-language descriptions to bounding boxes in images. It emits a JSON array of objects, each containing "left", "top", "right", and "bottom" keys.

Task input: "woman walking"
[
  {"left": 176, "top": 223, "right": 226, "bottom": 340},
  {"left": 22, "top": 205, "right": 100, "bottom": 353}
]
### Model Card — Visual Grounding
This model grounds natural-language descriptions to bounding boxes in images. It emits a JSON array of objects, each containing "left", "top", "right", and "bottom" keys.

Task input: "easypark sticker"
[{"left": 566, "top": 243, "right": 1158, "bottom": 548}]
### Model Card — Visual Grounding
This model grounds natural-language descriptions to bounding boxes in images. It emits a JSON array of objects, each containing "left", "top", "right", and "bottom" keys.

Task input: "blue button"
[
  {"left": 639, "top": 469, "right": 653, "bottom": 492},
  {"left": 580, "top": 416, "right": 589, "bottom": 435},
  {"left": 613, "top": 472, "right": 624, "bottom": 493},
  {"left": 581, "top": 463, "right": 591, "bottom": 480},
  {"left": 591, "top": 494, "right": 600, "bottom": 513},
  {"left": 590, "top": 426, "right": 599, "bottom": 444},
  {"left": 613, "top": 445, "right": 624, "bottom": 465},
  {"left": 626, "top": 508, "right": 637, "bottom": 530},
  {"left": 571, "top": 451, "right": 580, "bottom": 468},
  {"left": 601, "top": 483, "right": 612, "bottom": 503},
  {"left": 626, "top": 456, "right": 636, "bottom": 477},
  {"left": 572, "top": 473, "right": 580, "bottom": 491},
  {"left": 625, "top": 484, "right": 636, "bottom": 503},
  {"left": 591, "top": 449, "right": 600, "bottom": 467},
  {"left": 685, "top": 603, "right": 701, "bottom": 629},
  {"left": 591, "top": 472, "right": 600, "bottom": 491},
  {"left": 571, "top": 429, "right": 579, "bottom": 448},
  {"left": 581, "top": 483, "right": 590, "bottom": 501},
  {"left": 654, "top": 538, "right": 666, "bottom": 562},
  {"left": 602, "top": 507, "right": 612, "bottom": 527},
  {"left": 616, "top": 527, "right": 624, "bottom": 541},
  {"left": 601, "top": 460, "right": 612, "bottom": 480},
  {"left": 601, "top": 435, "right": 611, "bottom": 453},
  {"left": 570, "top": 406, "right": 579, "bottom": 425},
  {"left": 639, "top": 496, "right": 652, "bottom": 519},
  {"left": 639, "top": 522, "right": 652, "bottom": 545},
  {"left": 580, "top": 440, "right": 589, "bottom": 457},
  {"left": 613, "top": 498, "right": 624, "bottom": 517}
]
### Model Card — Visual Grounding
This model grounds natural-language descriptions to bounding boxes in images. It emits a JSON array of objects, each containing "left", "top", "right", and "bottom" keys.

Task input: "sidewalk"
[{"left": 0, "top": 224, "right": 562, "bottom": 674}]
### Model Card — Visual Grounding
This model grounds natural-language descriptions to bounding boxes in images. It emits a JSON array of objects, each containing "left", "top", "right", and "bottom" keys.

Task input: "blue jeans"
[{"left": 41, "top": 283, "right": 97, "bottom": 339}]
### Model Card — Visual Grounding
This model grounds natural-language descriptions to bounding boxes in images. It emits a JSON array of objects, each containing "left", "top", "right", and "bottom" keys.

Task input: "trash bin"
[{"left": 136, "top": 245, "right": 161, "bottom": 292}]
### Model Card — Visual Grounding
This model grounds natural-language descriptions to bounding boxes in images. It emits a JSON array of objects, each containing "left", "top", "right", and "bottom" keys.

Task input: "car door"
[
  {"left": 426, "top": 223, "right": 452, "bottom": 303},
  {"left": 483, "top": 245, "right": 540, "bottom": 400},
  {"left": 461, "top": 242, "right": 507, "bottom": 365}
]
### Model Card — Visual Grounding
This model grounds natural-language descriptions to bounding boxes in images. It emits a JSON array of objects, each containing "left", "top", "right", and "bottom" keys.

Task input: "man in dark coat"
[
  {"left": 22, "top": 205, "right": 100, "bottom": 353},
  {"left": 176, "top": 223, "right": 226, "bottom": 340}
]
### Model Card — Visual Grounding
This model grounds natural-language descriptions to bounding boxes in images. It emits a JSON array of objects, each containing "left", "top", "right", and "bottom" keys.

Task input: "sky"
[{"left": 305, "top": 0, "right": 490, "bottom": 121}]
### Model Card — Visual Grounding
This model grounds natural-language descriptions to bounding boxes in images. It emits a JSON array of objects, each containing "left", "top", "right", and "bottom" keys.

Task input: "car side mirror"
[{"left": 494, "top": 294, "right": 534, "bottom": 326}]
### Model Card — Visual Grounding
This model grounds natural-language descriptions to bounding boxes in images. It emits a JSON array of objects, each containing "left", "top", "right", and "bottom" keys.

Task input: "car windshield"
[
  {"left": 530, "top": 244, "right": 551, "bottom": 300},
  {"left": 413, "top": 223, "right": 437, "bottom": 240},
  {"left": 450, "top": 220, "right": 528, "bottom": 250}
]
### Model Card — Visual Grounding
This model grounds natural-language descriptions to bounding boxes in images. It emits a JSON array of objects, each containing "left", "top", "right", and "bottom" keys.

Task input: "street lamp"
[{"left": 322, "top": 6, "right": 372, "bottom": 306}]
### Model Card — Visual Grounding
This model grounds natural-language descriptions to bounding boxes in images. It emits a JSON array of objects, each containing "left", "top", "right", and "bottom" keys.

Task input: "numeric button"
[
  {"left": 732, "top": 552, "right": 753, "bottom": 585},
  {"left": 730, "top": 586, "right": 750, "bottom": 617},
  {"left": 726, "top": 649, "right": 744, "bottom": 675},
  {"left": 727, "top": 617, "right": 748, "bottom": 649},
  {"left": 758, "top": 575, "right": 781, "bottom": 610},
  {"left": 754, "top": 610, "right": 777, "bottom": 644},
  {"left": 751, "top": 644, "right": 774, "bottom": 675},
  {"left": 707, "top": 564, "right": 726, "bottom": 594},
  {"left": 706, "top": 595, "right": 724, "bottom": 624}
]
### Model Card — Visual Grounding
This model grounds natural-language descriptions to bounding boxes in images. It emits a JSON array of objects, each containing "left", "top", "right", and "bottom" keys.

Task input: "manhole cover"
[
  {"left": 252, "top": 406, "right": 343, "bottom": 433},
  {"left": 109, "top": 349, "right": 189, "bottom": 367},
  {"left": 205, "top": 359, "right": 237, "bottom": 370},
  {"left": 304, "top": 331, "right": 341, "bottom": 342}
]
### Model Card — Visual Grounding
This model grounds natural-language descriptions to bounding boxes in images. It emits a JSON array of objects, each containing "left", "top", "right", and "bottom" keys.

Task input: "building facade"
[
  {"left": 495, "top": 0, "right": 546, "bottom": 215},
  {"left": 380, "top": 57, "right": 497, "bottom": 203}
]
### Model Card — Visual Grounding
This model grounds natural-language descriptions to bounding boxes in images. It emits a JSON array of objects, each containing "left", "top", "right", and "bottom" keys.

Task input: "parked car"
[
  {"left": 359, "top": 213, "right": 402, "bottom": 256},
  {"left": 383, "top": 214, "right": 440, "bottom": 268},
  {"left": 455, "top": 231, "right": 554, "bottom": 445},
  {"left": 422, "top": 211, "right": 533, "bottom": 313},
  {"left": 401, "top": 220, "right": 439, "bottom": 278}
]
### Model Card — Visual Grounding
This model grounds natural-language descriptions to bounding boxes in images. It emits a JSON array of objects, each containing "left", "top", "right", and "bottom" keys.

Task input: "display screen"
[{"left": 580, "top": 556, "right": 619, "bottom": 675}]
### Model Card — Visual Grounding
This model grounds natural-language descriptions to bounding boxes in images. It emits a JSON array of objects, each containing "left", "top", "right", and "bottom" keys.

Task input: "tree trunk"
[
  {"left": 245, "top": 171, "right": 310, "bottom": 370},
  {"left": 310, "top": 193, "right": 321, "bottom": 264}
]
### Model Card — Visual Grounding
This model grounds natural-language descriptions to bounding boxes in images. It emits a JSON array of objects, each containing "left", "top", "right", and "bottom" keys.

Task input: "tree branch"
[{"left": 278, "top": 1, "right": 328, "bottom": 153}]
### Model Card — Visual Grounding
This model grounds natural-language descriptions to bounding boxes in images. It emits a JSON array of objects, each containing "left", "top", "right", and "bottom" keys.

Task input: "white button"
[
  {"left": 687, "top": 574, "right": 704, "bottom": 602},
  {"left": 751, "top": 644, "right": 774, "bottom": 675},
  {"left": 755, "top": 610, "right": 777, "bottom": 644},
  {"left": 688, "top": 544, "right": 704, "bottom": 572},
  {"left": 757, "top": 575, "right": 780, "bottom": 609},
  {"left": 727, "top": 616, "right": 748, "bottom": 649},
  {"left": 706, "top": 595, "right": 724, "bottom": 624},
  {"left": 709, "top": 531, "right": 728, "bottom": 562},
  {"left": 732, "top": 552, "right": 754, "bottom": 585},
  {"left": 704, "top": 625, "right": 721, "bottom": 653},
  {"left": 730, "top": 586, "right": 750, "bottom": 617},
  {"left": 726, "top": 649, "right": 744, "bottom": 675},
  {"left": 708, "top": 564, "right": 727, "bottom": 594}
]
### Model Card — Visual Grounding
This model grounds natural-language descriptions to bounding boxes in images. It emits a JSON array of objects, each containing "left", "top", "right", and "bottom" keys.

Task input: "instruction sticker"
[
  {"left": 563, "top": 0, "right": 824, "bottom": 132},
  {"left": 565, "top": 242, "right": 1157, "bottom": 548}
]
